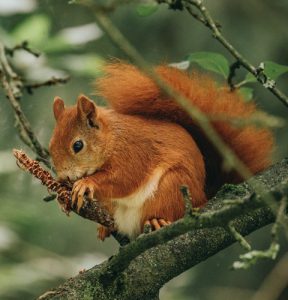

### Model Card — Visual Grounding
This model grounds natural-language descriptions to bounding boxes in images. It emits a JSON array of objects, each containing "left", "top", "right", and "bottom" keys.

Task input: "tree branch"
[
  {"left": 0, "top": 42, "right": 50, "bottom": 166},
  {"left": 0, "top": 41, "right": 70, "bottom": 169},
  {"left": 5, "top": 40, "right": 41, "bottom": 57},
  {"left": 180, "top": 0, "right": 288, "bottom": 107},
  {"left": 38, "top": 158, "right": 288, "bottom": 300},
  {"left": 25, "top": 76, "right": 70, "bottom": 94}
]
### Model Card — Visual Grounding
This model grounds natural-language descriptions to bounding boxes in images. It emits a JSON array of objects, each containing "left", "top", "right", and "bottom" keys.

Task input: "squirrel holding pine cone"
[{"left": 49, "top": 62, "right": 274, "bottom": 240}]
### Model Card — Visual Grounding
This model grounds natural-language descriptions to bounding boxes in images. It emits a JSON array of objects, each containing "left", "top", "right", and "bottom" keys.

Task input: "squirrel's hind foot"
[{"left": 143, "top": 218, "right": 172, "bottom": 234}]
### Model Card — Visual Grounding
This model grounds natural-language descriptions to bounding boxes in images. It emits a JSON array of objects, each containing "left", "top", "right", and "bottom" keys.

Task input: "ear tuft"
[
  {"left": 53, "top": 97, "right": 65, "bottom": 121},
  {"left": 77, "top": 94, "right": 97, "bottom": 118}
]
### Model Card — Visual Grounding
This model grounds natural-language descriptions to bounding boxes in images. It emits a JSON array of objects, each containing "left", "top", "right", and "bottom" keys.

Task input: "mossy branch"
[{"left": 38, "top": 159, "right": 288, "bottom": 300}]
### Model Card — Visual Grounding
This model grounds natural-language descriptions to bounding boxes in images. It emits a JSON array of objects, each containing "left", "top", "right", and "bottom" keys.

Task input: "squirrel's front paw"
[
  {"left": 97, "top": 225, "right": 111, "bottom": 241},
  {"left": 72, "top": 178, "right": 96, "bottom": 212}
]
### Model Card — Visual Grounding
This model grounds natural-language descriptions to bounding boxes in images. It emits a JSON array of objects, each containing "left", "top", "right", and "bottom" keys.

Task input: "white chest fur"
[{"left": 112, "top": 168, "right": 163, "bottom": 239}]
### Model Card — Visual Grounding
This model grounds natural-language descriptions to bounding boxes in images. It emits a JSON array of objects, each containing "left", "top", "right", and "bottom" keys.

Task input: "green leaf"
[
  {"left": 188, "top": 52, "right": 229, "bottom": 78},
  {"left": 244, "top": 61, "right": 288, "bottom": 84},
  {"left": 262, "top": 61, "right": 288, "bottom": 80},
  {"left": 244, "top": 72, "right": 257, "bottom": 84},
  {"left": 238, "top": 87, "right": 254, "bottom": 102},
  {"left": 137, "top": 2, "right": 158, "bottom": 17},
  {"left": 11, "top": 15, "right": 51, "bottom": 48}
]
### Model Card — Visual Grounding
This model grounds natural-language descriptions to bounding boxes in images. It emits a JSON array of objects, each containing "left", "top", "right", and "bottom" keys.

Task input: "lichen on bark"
[{"left": 38, "top": 159, "right": 288, "bottom": 300}]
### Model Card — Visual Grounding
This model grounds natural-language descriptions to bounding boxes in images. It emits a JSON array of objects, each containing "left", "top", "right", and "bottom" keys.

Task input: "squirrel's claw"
[
  {"left": 71, "top": 178, "right": 96, "bottom": 213},
  {"left": 97, "top": 225, "right": 111, "bottom": 241},
  {"left": 143, "top": 218, "right": 171, "bottom": 233}
]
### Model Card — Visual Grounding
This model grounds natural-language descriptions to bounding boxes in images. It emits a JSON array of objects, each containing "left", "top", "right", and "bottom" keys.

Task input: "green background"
[{"left": 0, "top": 0, "right": 287, "bottom": 299}]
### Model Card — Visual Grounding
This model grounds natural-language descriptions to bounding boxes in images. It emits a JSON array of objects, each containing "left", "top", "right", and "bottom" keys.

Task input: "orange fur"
[
  {"left": 50, "top": 99, "right": 206, "bottom": 238},
  {"left": 49, "top": 63, "right": 273, "bottom": 239},
  {"left": 96, "top": 63, "right": 274, "bottom": 194}
]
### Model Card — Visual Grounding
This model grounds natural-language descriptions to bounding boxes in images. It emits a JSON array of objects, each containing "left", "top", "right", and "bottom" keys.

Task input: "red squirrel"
[{"left": 49, "top": 62, "right": 274, "bottom": 240}]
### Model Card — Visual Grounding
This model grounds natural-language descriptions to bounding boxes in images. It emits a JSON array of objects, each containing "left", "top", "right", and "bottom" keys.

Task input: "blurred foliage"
[
  {"left": 187, "top": 52, "right": 230, "bottom": 78},
  {"left": 136, "top": 2, "right": 159, "bottom": 17},
  {"left": 0, "top": 0, "right": 288, "bottom": 299}
]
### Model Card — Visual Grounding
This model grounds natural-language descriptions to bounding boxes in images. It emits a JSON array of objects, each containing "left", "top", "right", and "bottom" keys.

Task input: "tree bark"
[{"left": 39, "top": 158, "right": 288, "bottom": 300}]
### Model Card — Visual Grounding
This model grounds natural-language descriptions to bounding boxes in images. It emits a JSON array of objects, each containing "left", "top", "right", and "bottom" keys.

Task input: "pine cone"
[{"left": 13, "top": 149, "right": 114, "bottom": 228}]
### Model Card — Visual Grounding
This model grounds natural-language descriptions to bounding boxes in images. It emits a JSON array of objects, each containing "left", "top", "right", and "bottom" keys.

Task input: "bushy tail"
[{"left": 95, "top": 62, "right": 274, "bottom": 192}]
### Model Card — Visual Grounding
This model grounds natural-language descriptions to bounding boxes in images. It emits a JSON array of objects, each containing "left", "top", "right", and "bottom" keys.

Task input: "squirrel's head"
[{"left": 49, "top": 94, "right": 112, "bottom": 182}]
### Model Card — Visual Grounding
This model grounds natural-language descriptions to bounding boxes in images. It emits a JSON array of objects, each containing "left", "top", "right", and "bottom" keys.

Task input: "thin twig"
[
  {"left": 5, "top": 41, "right": 41, "bottom": 57},
  {"left": 182, "top": 0, "right": 288, "bottom": 107},
  {"left": 234, "top": 79, "right": 249, "bottom": 89},
  {"left": 0, "top": 42, "right": 72, "bottom": 169},
  {"left": 25, "top": 76, "right": 71, "bottom": 94},
  {"left": 227, "top": 61, "right": 241, "bottom": 91},
  {"left": 232, "top": 196, "right": 287, "bottom": 270},
  {"left": 180, "top": 185, "right": 193, "bottom": 216},
  {"left": 185, "top": 4, "right": 221, "bottom": 29},
  {"left": 0, "top": 43, "right": 22, "bottom": 98},
  {"left": 232, "top": 242, "right": 280, "bottom": 270},
  {"left": 228, "top": 222, "right": 251, "bottom": 251},
  {"left": 0, "top": 43, "right": 50, "bottom": 166},
  {"left": 208, "top": 112, "right": 285, "bottom": 129},
  {"left": 271, "top": 196, "right": 287, "bottom": 241}
]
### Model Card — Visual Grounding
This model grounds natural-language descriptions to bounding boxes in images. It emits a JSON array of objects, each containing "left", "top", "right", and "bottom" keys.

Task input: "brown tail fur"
[{"left": 95, "top": 62, "right": 274, "bottom": 196}]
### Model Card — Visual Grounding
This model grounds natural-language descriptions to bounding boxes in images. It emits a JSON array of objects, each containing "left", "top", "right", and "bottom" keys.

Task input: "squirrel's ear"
[
  {"left": 77, "top": 94, "right": 98, "bottom": 128},
  {"left": 53, "top": 97, "right": 65, "bottom": 121}
]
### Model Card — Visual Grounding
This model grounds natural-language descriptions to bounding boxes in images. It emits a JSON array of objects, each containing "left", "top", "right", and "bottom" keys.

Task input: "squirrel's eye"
[{"left": 72, "top": 140, "right": 84, "bottom": 153}]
